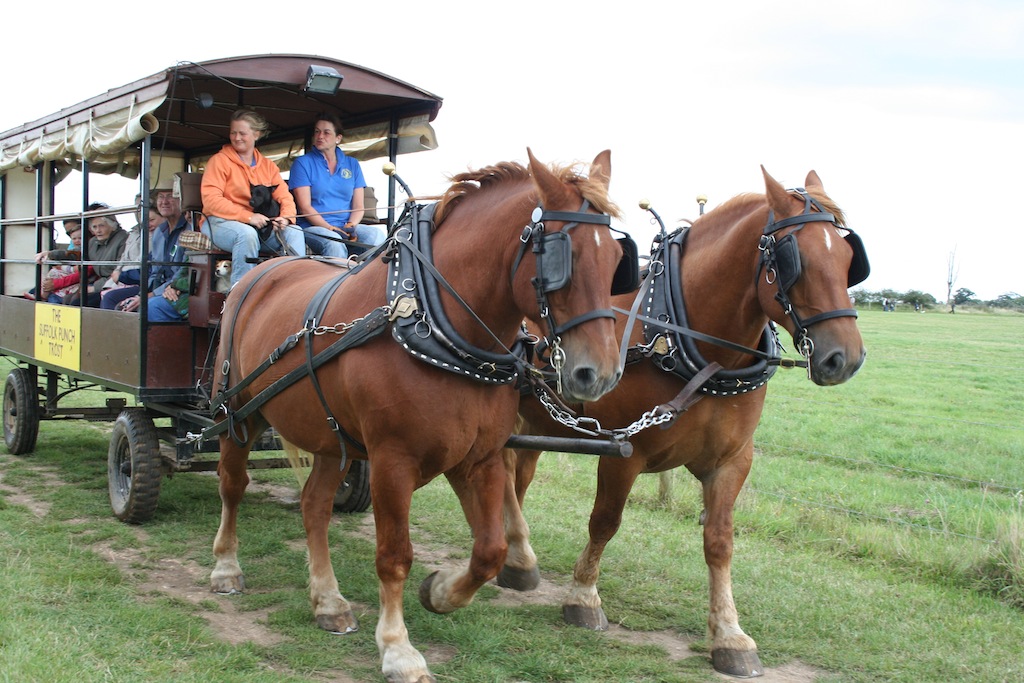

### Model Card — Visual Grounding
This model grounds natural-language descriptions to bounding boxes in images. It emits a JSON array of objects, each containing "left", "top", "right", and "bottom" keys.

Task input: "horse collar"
[
  {"left": 640, "top": 228, "right": 780, "bottom": 396},
  {"left": 387, "top": 203, "right": 525, "bottom": 385}
]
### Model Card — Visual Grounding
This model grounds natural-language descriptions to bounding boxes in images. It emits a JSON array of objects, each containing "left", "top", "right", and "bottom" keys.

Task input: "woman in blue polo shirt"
[{"left": 289, "top": 113, "right": 385, "bottom": 258}]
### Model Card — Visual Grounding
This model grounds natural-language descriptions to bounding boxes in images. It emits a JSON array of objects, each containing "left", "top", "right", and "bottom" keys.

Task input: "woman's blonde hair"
[{"left": 231, "top": 108, "right": 270, "bottom": 137}]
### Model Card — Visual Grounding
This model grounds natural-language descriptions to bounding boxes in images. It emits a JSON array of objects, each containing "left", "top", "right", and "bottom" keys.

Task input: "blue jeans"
[
  {"left": 147, "top": 295, "right": 186, "bottom": 322},
  {"left": 302, "top": 225, "right": 348, "bottom": 258},
  {"left": 303, "top": 224, "right": 385, "bottom": 258},
  {"left": 203, "top": 217, "right": 306, "bottom": 287},
  {"left": 353, "top": 224, "right": 386, "bottom": 248},
  {"left": 101, "top": 285, "right": 139, "bottom": 310}
]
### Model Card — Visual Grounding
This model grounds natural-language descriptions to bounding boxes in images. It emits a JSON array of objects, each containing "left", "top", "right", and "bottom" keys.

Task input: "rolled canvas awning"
[
  {"left": 0, "top": 55, "right": 443, "bottom": 179},
  {"left": 0, "top": 95, "right": 165, "bottom": 175}
]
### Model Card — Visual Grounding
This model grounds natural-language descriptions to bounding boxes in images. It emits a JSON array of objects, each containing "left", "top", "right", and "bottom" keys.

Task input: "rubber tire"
[
  {"left": 333, "top": 458, "right": 371, "bottom": 513},
  {"left": 3, "top": 368, "right": 40, "bottom": 455},
  {"left": 107, "top": 408, "right": 164, "bottom": 524}
]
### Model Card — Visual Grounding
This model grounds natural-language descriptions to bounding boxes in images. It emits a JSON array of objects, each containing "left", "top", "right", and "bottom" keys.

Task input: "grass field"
[{"left": 1, "top": 309, "right": 1022, "bottom": 682}]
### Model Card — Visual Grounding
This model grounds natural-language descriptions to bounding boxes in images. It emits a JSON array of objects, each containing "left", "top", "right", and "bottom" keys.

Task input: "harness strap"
[
  {"left": 213, "top": 256, "right": 307, "bottom": 413},
  {"left": 538, "top": 209, "right": 611, "bottom": 225},
  {"left": 553, "top": 308, "right": 615, "bottom": 336},
  {"left": 202, "top": 307, "right": 392, "bottom": 443},
  {"left": 799, "top": 308, "right": 858, "bottom": 327},
  {"left": 650, "top": 361, "right": 723, "bottom": 427},
  {"left": 617, "top": 267, "right": 653, "bottom": 371},
  {"left": 299, "top": 263, "right": 376, "bottom": 461},
  {"left": 613, "top": 306, "right": 803, "bottom": 367}
]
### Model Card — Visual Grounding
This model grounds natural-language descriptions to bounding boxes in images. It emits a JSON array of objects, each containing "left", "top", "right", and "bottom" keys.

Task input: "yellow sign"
[{"left": 34, "top": 304, "right": 81, "bottom": 371}]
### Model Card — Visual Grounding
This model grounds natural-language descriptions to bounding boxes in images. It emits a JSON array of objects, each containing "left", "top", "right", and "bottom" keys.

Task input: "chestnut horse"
[
  {"left": 209, "top": 150, "right": 629, "bottom": 683},
  {"left": 503, "top": 168, "right": 868, "bottom": 678}
]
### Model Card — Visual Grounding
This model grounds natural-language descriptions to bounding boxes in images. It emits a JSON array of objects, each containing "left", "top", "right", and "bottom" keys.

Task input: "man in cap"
[{"left": 118, "top": 182, "right": 193, "bottom": 312}]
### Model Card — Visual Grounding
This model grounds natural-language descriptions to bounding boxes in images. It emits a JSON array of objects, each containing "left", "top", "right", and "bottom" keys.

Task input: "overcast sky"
[{"left": 2, "top": 1, "right": 1021, "bottom": 300}]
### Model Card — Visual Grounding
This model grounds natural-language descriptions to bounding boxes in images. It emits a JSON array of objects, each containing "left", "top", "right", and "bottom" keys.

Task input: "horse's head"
[
  {"left": 516, "top": 149, "right": 631, "bottom": 402},
  {"left": 758, "top": 168, "right": 868, "bottom": 385}
]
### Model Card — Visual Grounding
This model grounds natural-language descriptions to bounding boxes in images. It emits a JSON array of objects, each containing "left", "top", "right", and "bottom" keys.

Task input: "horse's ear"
[
  {"left": 804, "top": 170, "right": 823, "bottom": 191},
  {"left": 589, "top": 150, "right": 612, "bottom": 191},
  {"left": 761, "top": 166, "right": 791, "bottom": 215},
  {"left": 528, "top": 148, "right": 572, "bottom": 205}
]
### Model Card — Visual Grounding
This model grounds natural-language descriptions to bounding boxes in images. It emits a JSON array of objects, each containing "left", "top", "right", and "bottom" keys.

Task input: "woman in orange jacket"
[{"left": 201, "top": 108, "right": 304, "bottom": 288}]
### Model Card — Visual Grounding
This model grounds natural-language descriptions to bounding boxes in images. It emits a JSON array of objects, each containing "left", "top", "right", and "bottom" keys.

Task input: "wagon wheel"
[
  {"left": 107, "top": 408, "right": 165, "bottom": 524},
  {"left": 333, "top": 458, "right": 371, "bottom": 513},
  {"left": 3, "top": 367, "right": 41, "bottom": 455}
]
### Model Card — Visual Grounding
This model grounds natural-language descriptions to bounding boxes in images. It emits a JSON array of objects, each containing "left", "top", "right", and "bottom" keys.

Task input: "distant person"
[
  {"left": 289, "top": 113, "right": 384, "bottom": 258},
  {"left": 201, "top": 108, "right": 302, "bottom": 288}
]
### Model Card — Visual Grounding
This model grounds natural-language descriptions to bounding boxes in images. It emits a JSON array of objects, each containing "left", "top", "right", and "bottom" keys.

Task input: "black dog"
[
  {"left": 249, "top": 183, "right": 281, "bottom": 218},
  {"left": 249, "top": 184, "right": 281, "bottom": 242}
]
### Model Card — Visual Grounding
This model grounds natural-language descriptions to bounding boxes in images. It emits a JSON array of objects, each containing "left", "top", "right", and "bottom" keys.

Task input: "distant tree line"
[{"left": 850, "top": 287, "right": 1024, "bottom": 312}]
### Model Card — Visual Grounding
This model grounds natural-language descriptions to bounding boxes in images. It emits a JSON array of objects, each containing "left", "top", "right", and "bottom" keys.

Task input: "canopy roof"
[{"left": 0, "top": 54, "right": 443, "bottom": 175}]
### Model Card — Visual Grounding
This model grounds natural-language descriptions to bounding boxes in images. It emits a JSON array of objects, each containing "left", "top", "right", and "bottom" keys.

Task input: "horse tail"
[
  {"left": 658, "top": 470, "right": 674, "bottom": 505},
  {"left": 280, "top": 436, "right": 311, "bottom": 490},
  {"left": 513, "top": 412, "right": 525, "bottom": 435}
]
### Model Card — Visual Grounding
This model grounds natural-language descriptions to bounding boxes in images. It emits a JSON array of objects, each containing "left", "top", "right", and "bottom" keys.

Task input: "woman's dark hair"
[{"left": 315, "top": 112, "right": 345, "bottom": 136}]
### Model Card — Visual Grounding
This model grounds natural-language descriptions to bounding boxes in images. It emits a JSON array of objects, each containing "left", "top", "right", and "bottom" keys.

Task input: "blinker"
[
  {"left": 535, "top": 232, "right": 572, "bottom": 292},
  {"left": 773, "top": 233, "right": 802, "bottom": 291},
  {"left": 535, "top": 231, "right": 640, "bottom": 296},
  {"left": 611, "top": 235, "right": 640, "bottom": 295},
  {"left": 844, "top": 231, "right": 870, "bottom": 287}
]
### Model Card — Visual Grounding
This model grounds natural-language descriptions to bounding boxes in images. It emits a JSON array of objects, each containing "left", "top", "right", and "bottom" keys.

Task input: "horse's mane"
[
  {"left": 804, "top": 187, "right": 847, "bottom": 228},
  {"left": 434, "top": 160, "right": 621, "bottom": 225},
  {"left": 696, "top": 188, "right": 846, "bottom": 228}
]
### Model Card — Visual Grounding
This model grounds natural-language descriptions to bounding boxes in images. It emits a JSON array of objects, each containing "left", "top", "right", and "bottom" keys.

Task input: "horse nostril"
[
  {"left": 820, "top": 350, "right": 846, "bottom": 376},
  {"left": 572, "top": 366, "right": 598, "bottom": 388}
]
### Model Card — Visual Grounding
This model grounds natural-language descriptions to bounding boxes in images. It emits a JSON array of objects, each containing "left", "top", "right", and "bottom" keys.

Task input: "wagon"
[{"left": 0, "top": 54, "right": 630, "bottom": 524}]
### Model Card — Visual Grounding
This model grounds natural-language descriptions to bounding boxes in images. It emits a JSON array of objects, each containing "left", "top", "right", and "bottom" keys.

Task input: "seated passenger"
[
  {"left": 105, "top": 184, "right": 192, "bottom": 312},
  {"left": 61, "top": 204, "right": 128, "bottom": 306},
  {"left": 27, "top": 219, "right": 89, "bottom": 302},
  {"left": 288, "top": 113, "right": 385, "bottom": 258},
  {"left": 144, "top": 265, "right": 190, "bottom": 322},
  {"left": 101, "top": 204, "right": 163, "bottom": 310},
  {"left": 201, "top": 108, "right": 303, "bottom": 288}
]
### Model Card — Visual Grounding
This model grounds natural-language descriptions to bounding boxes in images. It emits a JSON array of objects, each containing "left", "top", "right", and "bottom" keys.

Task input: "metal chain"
[
  {"left": 534, "top": 383, "right": 605, "bottom": 437},
  {"left": 532, "top": 377, "right": 675, "bottom": 441},
  {"left": 311, "top": 310, "right": 376, "bottom": 336},
  {"left": 621, "top": 406, "right": 676, "bottom": 437}
]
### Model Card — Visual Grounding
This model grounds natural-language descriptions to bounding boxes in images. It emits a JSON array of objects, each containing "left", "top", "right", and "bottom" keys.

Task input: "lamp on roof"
[{"left": 304, "top": 65, "right": 343, "bottom": 95}]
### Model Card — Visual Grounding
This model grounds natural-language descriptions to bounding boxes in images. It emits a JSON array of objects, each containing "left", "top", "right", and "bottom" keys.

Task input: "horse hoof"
[
  {"left": 418, "top": 571, "right": 444, "bottom": 614},
  {"left": 316, "top": 611, "right": 359, "bottom": 634},
  {"left": 711, "top": 648, "right": 764, "bottom": 678},
  {"left": 496, "top": 564, "right": 541, "bottom": 591},
  {"left": 562, "top": 604, "right": 609, "bottom": 631},
  {"left": 385, "top": 674, "right": 436, "bottom": 683},
  {"left": 210, "top": 576, "right": 245, "bottom": 594}
]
